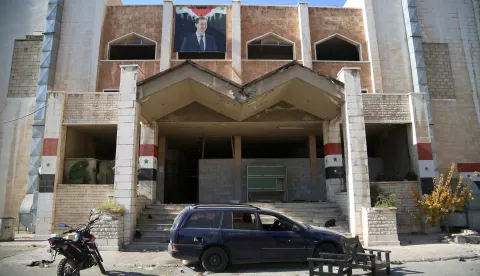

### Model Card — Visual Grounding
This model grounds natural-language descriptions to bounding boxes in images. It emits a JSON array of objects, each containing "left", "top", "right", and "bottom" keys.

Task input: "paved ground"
[
  {"left": 1, "top": 258, "right": 480, "bottom": 275},
  {"left": 0, "top": 233, "right": 479, "bottom": 275}
]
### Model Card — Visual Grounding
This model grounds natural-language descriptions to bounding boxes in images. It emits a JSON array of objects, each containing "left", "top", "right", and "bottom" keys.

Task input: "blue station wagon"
[{"left": 168, "top": 204, "right": 346, "bottom": 272}]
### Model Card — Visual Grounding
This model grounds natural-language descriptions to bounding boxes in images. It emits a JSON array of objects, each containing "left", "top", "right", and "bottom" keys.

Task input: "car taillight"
[{"left": 173, "top": 245, "right": 179, "bottom": 251}]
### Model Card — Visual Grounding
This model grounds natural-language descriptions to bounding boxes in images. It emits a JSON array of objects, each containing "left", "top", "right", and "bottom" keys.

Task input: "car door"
[
  {"left": 221, "top": 211, "right": 269, "bottom": 263},
  {"left": 176, "top": 210, "right": 223, "bottom": 260},
  {"left": 258, "top": 212, "right": 310, "bottom": 261}
]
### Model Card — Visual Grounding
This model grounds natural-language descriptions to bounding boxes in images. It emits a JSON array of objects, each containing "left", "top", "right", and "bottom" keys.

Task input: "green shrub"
[
  {"left": 370, "top": 183, "right": 396, "bottom": 208},
  {"left": 69, "top": 160, "right": 90, "bottom": 184},
  {"left": 96, "top": 201, "right": 125, "bottom": 215}
]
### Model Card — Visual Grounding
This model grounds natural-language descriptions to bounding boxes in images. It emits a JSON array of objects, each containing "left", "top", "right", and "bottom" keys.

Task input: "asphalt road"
[{"left": 1, "top": 258, "right": 479, "bottom": 276}]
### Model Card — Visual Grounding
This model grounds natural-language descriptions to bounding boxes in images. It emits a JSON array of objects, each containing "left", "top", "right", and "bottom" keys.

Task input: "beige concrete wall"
[
  {"left": 53, "top": 184, "right": 113, "bottom": 233},
  {"left": 417, "top": 0, "right": 480, "bottom": 171},
  {"left": 0, "top": 98, "right": 35, "bottom": 218}
]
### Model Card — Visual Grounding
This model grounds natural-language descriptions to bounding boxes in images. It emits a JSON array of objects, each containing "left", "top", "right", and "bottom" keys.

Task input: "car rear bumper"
[{"left": 168, "top": 243, "right": 200, "bottom": 262}]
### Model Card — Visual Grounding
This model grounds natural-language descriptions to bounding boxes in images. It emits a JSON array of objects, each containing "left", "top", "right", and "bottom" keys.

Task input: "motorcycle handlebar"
[{"left": 60, "top": 217, "right": 99, "bottom": 235}]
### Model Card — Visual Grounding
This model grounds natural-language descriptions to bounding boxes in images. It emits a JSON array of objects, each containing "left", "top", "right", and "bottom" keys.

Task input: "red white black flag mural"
[{"left": 174, "top": 6, "right": 227, "bottom": 53}]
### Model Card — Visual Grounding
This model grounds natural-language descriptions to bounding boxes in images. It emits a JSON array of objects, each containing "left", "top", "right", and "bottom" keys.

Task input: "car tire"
[
  {"left": 314, "top": 242, "right": 339, "bottom": 257},
  {"left": 201, "top": 247, "right": 229, "bottom": 272}
]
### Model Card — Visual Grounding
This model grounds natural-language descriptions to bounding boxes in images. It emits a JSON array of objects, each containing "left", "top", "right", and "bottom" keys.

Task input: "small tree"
[{"left": 411, "top": 162, "right": 476, "bottom": 235}]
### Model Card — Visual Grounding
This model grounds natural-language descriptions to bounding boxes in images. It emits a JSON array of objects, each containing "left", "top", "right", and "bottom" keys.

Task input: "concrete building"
[{"left": 1, "top": 0, "right": 480, "bottom": 249}]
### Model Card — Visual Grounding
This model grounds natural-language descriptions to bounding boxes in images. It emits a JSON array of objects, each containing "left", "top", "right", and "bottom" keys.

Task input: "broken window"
[
  {"left": 247, "top": 34, "right": 294, "bottom": 60},
  {"left": 316, "top": 35, "right": 360, "bottom": 61},
  {"left": 108, "top": 33, "right": 156, "bottom": 60}
]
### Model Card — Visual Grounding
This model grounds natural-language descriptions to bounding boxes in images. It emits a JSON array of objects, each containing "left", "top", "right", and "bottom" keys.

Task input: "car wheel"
[
  {"left": 201, "top": 247, "right": 229, "bottom": 272},
  {"left": 314, "top": 243, "right": 339, "bottom": 256}
]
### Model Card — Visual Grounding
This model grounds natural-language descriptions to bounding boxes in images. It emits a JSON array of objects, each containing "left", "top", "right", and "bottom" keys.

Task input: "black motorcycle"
[{"left": 47, "top": 208, "right": 106, "bottom": 276}]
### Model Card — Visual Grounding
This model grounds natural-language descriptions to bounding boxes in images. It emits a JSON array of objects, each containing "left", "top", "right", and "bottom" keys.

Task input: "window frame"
[{"left": 229, "top": 210, "right": 260, "bottom": 231}]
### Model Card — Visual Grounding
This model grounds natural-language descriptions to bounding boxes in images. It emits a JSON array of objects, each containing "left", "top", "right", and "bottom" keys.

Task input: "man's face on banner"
[{"left": 195, "top": 18, "right": 208, "bottom": 35}]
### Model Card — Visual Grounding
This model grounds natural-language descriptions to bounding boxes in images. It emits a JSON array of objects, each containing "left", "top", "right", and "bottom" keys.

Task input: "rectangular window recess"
[
  {"left": 361, "top": 89, "right": 368, "bottom": 94},
  {"left": 103, "top": 89, "right": 119, "bottom": 92}
]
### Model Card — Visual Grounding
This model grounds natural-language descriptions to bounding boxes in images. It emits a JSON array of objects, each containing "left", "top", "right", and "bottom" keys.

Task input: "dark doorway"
[{"left": 164, "top": 137, "right": 202, "bottom": 204}]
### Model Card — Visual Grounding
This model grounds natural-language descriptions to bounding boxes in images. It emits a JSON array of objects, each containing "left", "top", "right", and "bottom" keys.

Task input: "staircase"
[
  {"left": 124, "top": 202, "right": 348, "bottom": 251},
  {"left": 123, "top": 204, "right": 189, "bottom": 251}
]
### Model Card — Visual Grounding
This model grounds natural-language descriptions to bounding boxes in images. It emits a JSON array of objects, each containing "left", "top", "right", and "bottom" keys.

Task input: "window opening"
[
  {"left": 103, "top": 89, "right": 119, "bottom": 93},
  {"left": 259, "top": 213, "right": 294, "bottom": 232},
  {"left": 316, "top": 35, "right": 360, "bottom": 61},
  {"left": 108, "top": 33, "right": 156, "bottom": 60},
  {"left": 247, "top": 34, "right": 294, "bottom": 60}
]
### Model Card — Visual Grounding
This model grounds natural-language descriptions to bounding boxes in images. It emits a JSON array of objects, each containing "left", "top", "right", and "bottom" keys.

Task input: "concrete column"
[
  {"left": 338, "top": 67, "right": 371, "bottom": 237},
  {"left": 323, "top": 120, "right": 344, "bottom": 202},
  {"left": 231, "top": 0, "right": 242, "bottom": 83},
  {"left": 115, "top": 65, "right": 140, "bottom": 244},
  {"left": 156, "top": 136, "right": 166, "bottom": 203},
  {"left": 360, "top": 0, "right": 383, "bottom": 93},
  {"left": 35, "top": 91, "right": 65, "bottom": 239},
  {"left": 160, "top": 0, "right": 173, "bottom": 71},
  {"left": 88, "top": 0, "right": 109, "bottom": 91},
  {"left": 234, "top": 136, "right": 242, "bottom": 202},
  {"left": 402, "top": 0, "right": 438, "bottom": 178},
  {"left": 408, "top": 93, "right": 434, "bottom": 194},
  {"left": 308, "top": 135, "right": 318, "bottom": 193},
  {"left": 298, "top": 2, "right": 312, "bottom": 68},
  {"left": 138, "top": 123, "right": 158, "bottom": 201}
]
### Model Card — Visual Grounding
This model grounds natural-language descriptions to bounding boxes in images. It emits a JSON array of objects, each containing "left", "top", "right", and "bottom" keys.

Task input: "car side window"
[
  {"left": 232, "top": 212, "right": 258, "bottom": 231},
  {"left": 259, "top": 213, "right": 294, "bottom": 232},
  {"left": 182, "top": 211, "right": 222, "bottom": 229}
]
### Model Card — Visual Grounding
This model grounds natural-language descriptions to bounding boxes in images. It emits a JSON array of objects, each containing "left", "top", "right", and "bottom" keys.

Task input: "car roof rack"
[{"left": 191, "top": 204, "right": 260, "bottom": 210}]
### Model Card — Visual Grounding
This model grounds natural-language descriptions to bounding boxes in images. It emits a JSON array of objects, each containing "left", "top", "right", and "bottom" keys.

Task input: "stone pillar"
[
  {"left": 35, "top": 91, "right": 65, "bottom": 239},
  {"left": 338, "top": 67, "right": 371, "bottom": 237},
  {"left": 408, "top": 93, "right": 434, "bottom": 194},
  {"left": 323, "top": 121, "right": 344, "bottom": 202},
  {"left": 156, "top": 136, "right": 166, "bottom": 203},
  {"left": 298, "top": 2, "right": 312, "bottom": 68},
  {"left": 138, "top": 123, "right": 158, "bottom": 201},
  {"left": 234, "top": 136, "right": 242, "bottom": 203},
  {"left": 231, "top": 0, "right": 242, "bottom": 83},
  {"left": 160, "top": 0, "right": 173, "bottom": 72},
  {"left": 115, "top": 65, "right": 141, "bottom": 244},
  {"left": 308, "top": 135, "right": 318, "bottom": 195}
]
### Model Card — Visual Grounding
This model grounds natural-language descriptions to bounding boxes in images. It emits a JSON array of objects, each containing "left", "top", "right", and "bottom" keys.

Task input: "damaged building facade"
[{"left": 1, "top": 0, "right": 480, "bottom": 247}]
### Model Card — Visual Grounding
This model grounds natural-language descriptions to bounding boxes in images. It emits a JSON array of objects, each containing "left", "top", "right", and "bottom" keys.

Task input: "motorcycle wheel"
[
  {"left": 57, "top": 258, "right": 80, "bottom": 276},
  {"left": 93, "top": 251, "right": 106, "bottom": 275}
]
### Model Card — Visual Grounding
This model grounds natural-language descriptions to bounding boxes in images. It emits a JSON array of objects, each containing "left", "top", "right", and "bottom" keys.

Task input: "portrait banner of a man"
[{"left": 174, "top": 6, "right": 227, "bottom": 53}]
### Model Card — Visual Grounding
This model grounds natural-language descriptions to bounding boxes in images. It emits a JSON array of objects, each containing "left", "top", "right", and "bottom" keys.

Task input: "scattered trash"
[
  {"left": 180, "top": 269, "right": 185, "bottom": 273},
  {"left": 147, "top": 214, "right": 153, "bottom": 219},
  {"left": 26, "top": 260, "right": 54, "bottom": 268},
  {"left": 391, "top": 260, "right": 403, "bottom": 265},
  {"left": 459, "top": 257, "right": 466, "bottom": 262}
]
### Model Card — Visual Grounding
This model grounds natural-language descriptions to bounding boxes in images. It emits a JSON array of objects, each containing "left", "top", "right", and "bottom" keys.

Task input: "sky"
[{"left": 121, "top": 0, "right": 347, "bottom": 7}]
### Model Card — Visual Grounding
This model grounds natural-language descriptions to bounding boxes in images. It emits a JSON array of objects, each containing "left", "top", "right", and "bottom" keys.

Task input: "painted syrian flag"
[{"left": 176, "top": 6, "right": 227, "bottom": 21}]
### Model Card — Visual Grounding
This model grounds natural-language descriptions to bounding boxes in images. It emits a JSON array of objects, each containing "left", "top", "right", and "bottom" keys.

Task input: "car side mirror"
[
  {"left": 293, "top": 225, "right": 301, "bottom": 233},
  {"left": 58, "top": 223, "right": 68, "bottom": 228}
]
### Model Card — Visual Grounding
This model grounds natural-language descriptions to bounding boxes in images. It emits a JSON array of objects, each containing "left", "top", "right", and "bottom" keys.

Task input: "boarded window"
[{"left": 423, "top": 43, "right": 455, "bottom": 99}]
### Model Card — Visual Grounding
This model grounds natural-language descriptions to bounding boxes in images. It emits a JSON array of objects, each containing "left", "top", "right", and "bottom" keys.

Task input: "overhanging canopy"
[{"left": 136, "top": 60, "right": 345, "bottom": 122}]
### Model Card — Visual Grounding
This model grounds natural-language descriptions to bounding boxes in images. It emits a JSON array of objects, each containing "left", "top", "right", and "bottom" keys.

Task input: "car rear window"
[
  {"left": 172, "top": 207, "right": 189, "bottom": 230},
  {"left": 182, "top": 211, "right": 222, "bottom": 229}
]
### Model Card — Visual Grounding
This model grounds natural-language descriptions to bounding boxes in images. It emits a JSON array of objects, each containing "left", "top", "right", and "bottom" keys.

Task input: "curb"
[{"left": 392, "top": 254, "right": 479, "bottom": 264}]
